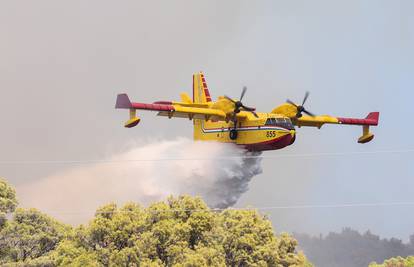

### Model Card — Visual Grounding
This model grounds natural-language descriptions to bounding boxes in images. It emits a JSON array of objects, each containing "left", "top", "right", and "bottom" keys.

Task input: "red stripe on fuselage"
[{"left": 202, "top": 125, "right": 291, "bottom": 131}]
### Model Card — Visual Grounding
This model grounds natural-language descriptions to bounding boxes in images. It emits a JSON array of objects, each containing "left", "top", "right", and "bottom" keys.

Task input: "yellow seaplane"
[{"left": 116, "top": 72, "right": 379, "bottom": 151}]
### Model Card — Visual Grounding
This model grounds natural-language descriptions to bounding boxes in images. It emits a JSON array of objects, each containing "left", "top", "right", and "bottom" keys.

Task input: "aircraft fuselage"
[{"left": 194, "top": 112, "right": 296, "bottom": 151}]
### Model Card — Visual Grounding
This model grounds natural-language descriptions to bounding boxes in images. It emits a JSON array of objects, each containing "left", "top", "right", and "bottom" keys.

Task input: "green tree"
[
  {"left": 0, "top": 208, "right": 70, "bottom": 264},
  {"left": 0, "top": 178, "right": 18, "bottom": 228}
]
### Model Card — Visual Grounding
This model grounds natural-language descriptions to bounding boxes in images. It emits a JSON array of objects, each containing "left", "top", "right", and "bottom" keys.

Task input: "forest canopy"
[
  {"left": 295, "top": 228, "right": 414, "bottom": 267},
  {"left": 0, "top": 178, "right": 311, "bottom": 266}
]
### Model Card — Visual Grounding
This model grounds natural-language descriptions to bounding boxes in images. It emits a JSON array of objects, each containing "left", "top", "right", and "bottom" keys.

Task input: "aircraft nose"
[{"left": 289, "top": 130, "right": 296, "bottom": 145}]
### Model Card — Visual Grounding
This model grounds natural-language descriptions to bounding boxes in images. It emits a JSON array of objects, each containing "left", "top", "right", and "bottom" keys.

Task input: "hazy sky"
[{"left": 1, "top": 1, "right": 413, "bottom": 239}]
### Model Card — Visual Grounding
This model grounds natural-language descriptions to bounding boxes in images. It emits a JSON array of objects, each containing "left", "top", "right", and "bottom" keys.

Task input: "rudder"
[
  {"left": 192, "top": 72, "right": 212, "bottom": 103},
  {"left": 192, "top": 72, "right": 212, "bottom": 140}
]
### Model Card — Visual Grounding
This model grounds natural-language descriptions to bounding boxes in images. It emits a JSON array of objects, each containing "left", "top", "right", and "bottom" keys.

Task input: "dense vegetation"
[
  {"left": 369, "top": 256, "right": 414, "bottom": 267},
  {"left": 0, "top": 178, "right": 311, "bottom": 266},
  {"left": 0, "top": 178, "right": 18, "bottom": 228},
  {"left": 295, "top": 229, "right": 414, "bottom": 267}
]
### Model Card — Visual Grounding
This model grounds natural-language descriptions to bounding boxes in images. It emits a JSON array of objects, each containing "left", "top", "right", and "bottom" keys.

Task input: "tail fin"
[
  {"left": 193, "top": 72, "right": 212, "bottom": 103},
  {"left": 192, "top": 72, "right": 212, "bottom": 140}
]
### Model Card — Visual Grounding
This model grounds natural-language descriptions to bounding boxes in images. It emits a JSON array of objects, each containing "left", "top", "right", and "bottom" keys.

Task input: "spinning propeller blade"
[
  {"left": 224, "top": 95, "right": 237, "bottom": 103},
  {"left": 286, "top": 91, "right": 316, "bottom": 118},
  {"left": 286, "top": 99, "right": 298, "bottom": 107},
  {"left": 225, "top": 86, "right": 258, "bottom": 127},
  {"left": 302, "top": 91, "right": 310, "bottom": 106},
  {"left": 240, "top": 86, "right": 247, "bottom": 101}
]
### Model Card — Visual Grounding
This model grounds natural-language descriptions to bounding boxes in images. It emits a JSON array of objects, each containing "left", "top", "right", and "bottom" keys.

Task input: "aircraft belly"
[{"left": 236, "top": 128, "right": 288, "bottom": 144}]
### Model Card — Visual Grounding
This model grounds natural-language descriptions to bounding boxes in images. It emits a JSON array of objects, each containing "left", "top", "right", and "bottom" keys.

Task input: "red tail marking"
[{"left": 200, "top": 74, "right": 212, "bottom": 102}]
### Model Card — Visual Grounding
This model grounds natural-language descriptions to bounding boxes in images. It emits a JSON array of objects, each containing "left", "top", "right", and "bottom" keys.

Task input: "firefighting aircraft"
[{"left": 116, "top": 72, "right": 379, "bottom": 151}]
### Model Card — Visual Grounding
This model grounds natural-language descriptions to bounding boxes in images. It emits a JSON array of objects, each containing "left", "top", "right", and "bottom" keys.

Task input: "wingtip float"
[{"left": 116, "top": 72, "right": 380, "bottom": 152}]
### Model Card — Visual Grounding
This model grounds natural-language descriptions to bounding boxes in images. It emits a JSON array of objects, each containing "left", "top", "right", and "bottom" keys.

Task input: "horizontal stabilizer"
[{"left": 180, "top": 92, "right": 193, "bottom": 103}]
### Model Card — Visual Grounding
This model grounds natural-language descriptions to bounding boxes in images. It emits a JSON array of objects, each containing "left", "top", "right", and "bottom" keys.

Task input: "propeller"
[
  {"left": 286, "top": 91, "right": 315, "bottom": 118},
  {"left": 224, "top": 86, "right": 258, "bottom": 118}
]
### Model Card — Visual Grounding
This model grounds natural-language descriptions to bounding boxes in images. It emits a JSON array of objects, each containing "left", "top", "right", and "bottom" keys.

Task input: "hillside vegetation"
[
  {"left": 369, "top": 256, "right": 414, "bottom": 267},
  {"left": 296, "top": 229, "right": 414, "bottom": 267}
]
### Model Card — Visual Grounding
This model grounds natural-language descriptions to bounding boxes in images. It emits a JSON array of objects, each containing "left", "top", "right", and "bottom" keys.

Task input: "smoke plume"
[{"left": 17, "top": 138, "right": 262, "bottom": 224}]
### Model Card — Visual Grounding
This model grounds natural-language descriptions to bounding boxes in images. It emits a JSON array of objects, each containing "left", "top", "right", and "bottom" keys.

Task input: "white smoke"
[{"left": 17, "top": 138, "right": 262, "bottom": 224}]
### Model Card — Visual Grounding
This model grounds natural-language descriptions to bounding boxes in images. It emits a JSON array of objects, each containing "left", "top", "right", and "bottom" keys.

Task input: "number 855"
[{"left": 266, "top": 131, "right": 276, "bottom": 138}]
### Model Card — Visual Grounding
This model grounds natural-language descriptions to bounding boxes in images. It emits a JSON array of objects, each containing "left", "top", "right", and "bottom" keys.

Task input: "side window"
[
  {"left": 275, "top": 118, "right": 294, "bottom": 129},
  {"left": 285, "top": 118, "right": 294, "bottom": 129},
  {"left": 266, "top": 119, "right": 272, "bottom": 125},
  {"left": 275, "top": 118, "right": 282, "bottom": 126}
]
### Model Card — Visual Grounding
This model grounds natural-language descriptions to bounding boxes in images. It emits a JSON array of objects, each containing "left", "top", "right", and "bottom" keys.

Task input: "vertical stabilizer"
[
  {"left": 192, "top": 72, "right": 212, "bottom": 140},
  {"left": 193, "top": 72, "right": 212, "bottom": 103}
]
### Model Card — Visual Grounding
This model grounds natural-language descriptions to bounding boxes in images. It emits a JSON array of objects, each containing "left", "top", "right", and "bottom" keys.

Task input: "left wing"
[{"left": 115, "top": 93, "right": 243, "bottom": 128}]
